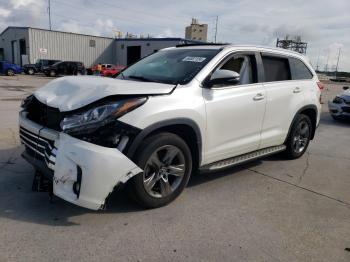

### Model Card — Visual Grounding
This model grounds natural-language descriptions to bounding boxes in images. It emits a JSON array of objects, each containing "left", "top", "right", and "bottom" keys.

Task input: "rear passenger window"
[
  {"left": 262, "top": 56, "right": 291, "bottom": 82},
  {"left": 289, "top": 58, "right": 313, "bottom": 80}
]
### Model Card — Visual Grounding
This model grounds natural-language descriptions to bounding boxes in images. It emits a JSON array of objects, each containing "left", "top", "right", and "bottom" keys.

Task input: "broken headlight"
[{"left": 60, "top": 97, "right": 147, "bottom": 133}]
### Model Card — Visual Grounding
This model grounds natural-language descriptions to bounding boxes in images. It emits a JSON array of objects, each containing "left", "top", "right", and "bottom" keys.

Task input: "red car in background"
[
  {"left": 87, "top": 64, "right": 126, "bottom": 77},
  {"left": 101, "top": 65, "right": 126, "bottom": 77}
]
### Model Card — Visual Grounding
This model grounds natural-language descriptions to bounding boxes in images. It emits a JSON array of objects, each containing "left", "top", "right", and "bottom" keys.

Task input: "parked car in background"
[
  {"left": 23, "top": 59, "right": 61, "bottom": 75},
  {"left": 0, "top": 61, "right": 22, "bottom": 76},
  {"left": 328, "top": 86, "right": 350, "bottom": 120},
  {"left": 43, "top": 61, "right": 85, "bottom": 77},
  {"left": 19, "top": 44, "right": 322, "bottom": 210},
  {"left": 101, "top": 65, "right": 126, "bottom": 77},
  {"left": 86, "top": 63, "right": 109, "bottom": 75}
]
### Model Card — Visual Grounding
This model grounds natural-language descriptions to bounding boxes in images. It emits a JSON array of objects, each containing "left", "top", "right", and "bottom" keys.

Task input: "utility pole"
[
  {"left": 335, "top": 47, "right": 341, "bottom": 79},
  {"left": 48, "top": 0, "right": 52, "bottom": 30},
  {"left": 325, "top": 51, "right": 329, "bottom": 73},
  {"left": 214, "top": 16, "right": 218, "bottom": 43},
  {"left": 315, "top": 50, "right": 320, "bottom": 72}
]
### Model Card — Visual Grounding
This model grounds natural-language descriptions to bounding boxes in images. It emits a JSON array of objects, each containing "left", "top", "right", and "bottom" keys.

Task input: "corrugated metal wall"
[
  {"left": 0, "top": 28, "right": 29, "bottom": 65},
  {"left": 29, "top": 28, "right": 115, "bottom": 67},
  {"left": 115, "top": 39, "right": 183, "bottom": 66}
]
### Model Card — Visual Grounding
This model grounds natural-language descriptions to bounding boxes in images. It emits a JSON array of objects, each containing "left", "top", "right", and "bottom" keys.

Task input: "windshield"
[{"left": 118, "top": 48, "right": 220, "bottom": 85}]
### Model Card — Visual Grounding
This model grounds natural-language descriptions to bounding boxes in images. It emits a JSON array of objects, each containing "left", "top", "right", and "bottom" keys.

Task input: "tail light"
[
  {"left": 317, "top": 81, "right": 324, "bottom": 104},
  {"left": 317, "top": 82, "right": 325, "bottom": 90}
]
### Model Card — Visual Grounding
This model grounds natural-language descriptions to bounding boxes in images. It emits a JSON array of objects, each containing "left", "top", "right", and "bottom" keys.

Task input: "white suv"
[{"left": 19, "top": 45, "right": 322, "bottom": 210}]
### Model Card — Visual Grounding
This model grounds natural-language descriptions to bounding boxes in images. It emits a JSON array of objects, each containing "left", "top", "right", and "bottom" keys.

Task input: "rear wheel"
[
  {"left": 284, "top": 114, "right": 312, "bottom": 159},
  {"left": 49, "top": 70, "right": 56, "bottom": 77},
  {"left": 6, "top": 69, "right": 15, "bottom": 76},
  {"left": 129, "top": 133, "right": 192, "bottom": 208}
]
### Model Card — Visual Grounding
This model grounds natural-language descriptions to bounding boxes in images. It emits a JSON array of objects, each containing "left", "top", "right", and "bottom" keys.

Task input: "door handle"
[
  {"left": 253, "top": 93, "right": 264, "bottom": 101},
  {"left": 293, "top": 87, "right": 301, "bottom": 93}
]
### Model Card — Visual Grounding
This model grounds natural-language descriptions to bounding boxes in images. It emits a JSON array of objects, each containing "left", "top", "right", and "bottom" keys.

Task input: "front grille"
[
  {"left": 342, "top": 107, "right": 350, "bottom": 113},
  {"left": 26, "top": 96, "right": 64, "bottom": 131},
  {"left": 19, "top": 127, "right": 57, "bottom": 170}
]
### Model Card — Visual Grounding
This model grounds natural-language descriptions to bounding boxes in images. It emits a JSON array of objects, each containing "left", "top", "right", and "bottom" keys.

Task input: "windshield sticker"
[{"left": 182, "top": 56, "right": 207, "bottom": 63}]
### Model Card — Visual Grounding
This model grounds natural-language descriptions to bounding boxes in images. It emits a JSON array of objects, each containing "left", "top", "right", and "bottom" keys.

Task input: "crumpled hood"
[{"left": 34, "top": 76, "right": 175, "bottom": 111}]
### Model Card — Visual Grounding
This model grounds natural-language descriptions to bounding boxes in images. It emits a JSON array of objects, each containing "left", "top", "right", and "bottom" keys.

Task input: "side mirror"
[
  {"left": 343, "top": 86, "right": 349, "bottom": 90},
  {"left": 206, "top": 69, "right": 240, "bottom": 88}
]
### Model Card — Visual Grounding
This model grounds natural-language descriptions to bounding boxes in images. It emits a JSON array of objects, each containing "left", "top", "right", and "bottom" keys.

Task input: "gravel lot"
[{"left": 0, "top": 75, "right": 349, "bottom": 262}]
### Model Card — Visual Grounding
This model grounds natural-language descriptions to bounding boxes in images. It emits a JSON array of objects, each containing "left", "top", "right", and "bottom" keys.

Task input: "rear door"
[
  {"left": 259, "top": 53, "right": 306, "bottom": 148},
  {"left": 203, "top": 52, "right": 267, "bottom": 164}
]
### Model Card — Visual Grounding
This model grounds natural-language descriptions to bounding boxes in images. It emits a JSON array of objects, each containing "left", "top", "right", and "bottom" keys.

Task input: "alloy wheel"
[
  {"left": 143, "top": 145, "right": 186, "bottom": 198},
  {"left": 292, "top": 120, "right": 310, "bottom": 153}
]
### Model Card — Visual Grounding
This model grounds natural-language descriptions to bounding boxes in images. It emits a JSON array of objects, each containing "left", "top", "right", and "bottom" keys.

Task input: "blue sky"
[{"left": 1, "top": 0, "right": 349, "bottom": 71}]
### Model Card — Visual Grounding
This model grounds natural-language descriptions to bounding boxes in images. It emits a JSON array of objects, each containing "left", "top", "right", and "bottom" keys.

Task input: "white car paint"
[{"left": 19, "top": 45, "right": 321, "bottom": 210}]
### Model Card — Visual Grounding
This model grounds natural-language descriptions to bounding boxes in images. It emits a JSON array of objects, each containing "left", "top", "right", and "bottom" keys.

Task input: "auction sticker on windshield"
[{"left": 182, "top": 56, "right": 207, "bottom": 63}]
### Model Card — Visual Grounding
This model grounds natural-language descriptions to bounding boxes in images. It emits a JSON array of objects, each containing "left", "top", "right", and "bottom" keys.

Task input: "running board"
[{"left": 201, "top": 145, "right": 286, "bottom": 171}]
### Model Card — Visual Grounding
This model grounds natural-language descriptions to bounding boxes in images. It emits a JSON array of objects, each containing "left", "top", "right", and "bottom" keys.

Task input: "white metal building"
[{"left": 0, "top": 26, "right": 199, "bottom": 67}]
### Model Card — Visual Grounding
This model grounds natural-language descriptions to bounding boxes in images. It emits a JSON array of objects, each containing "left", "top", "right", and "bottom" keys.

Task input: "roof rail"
[{"left": 176, "top": 43, "right": 229, "bottom": 47}]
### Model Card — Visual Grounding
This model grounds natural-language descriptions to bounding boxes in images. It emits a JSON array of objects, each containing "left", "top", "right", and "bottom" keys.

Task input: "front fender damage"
[{"left": 53, "top": 133, "right": 142, "bottom": 210}]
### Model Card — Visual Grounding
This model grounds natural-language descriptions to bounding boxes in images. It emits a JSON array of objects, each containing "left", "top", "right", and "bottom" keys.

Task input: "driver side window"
[{"left": 211, "top": 54, "right": 257, "bottom": 87}]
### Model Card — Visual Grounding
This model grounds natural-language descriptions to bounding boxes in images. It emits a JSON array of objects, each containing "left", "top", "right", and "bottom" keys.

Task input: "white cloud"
[
  {"left": 0, "top": 7, "right": 11, "bottom": 18},
  {"left": 10, "top": 0, "right": 40, "bottom": 9}
]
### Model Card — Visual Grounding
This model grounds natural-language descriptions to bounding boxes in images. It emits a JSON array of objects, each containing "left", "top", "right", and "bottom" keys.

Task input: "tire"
[
  {"left": 6, "top": 69, "right": 15, "bottom": 76},
  {"left": 128, "top": 132, "right": 193, "bottom": 208},
  {"left": 49, "top": 70, "right": 56, "bottom": 77},
  {"left": 284, "top": 114, "right": 312, "bottom": 159},
  {"left": 27, "top": 68, "right": 35, "bottom": 75}
]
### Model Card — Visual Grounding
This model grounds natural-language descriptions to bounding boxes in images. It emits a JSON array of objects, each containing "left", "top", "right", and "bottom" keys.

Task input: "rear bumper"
[{"left": 19, "top": 111, "right": 142, "bottom": 210}]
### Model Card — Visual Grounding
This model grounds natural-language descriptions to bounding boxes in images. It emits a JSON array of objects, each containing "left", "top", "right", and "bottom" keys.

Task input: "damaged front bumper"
[{"left": 19, "top": 111, "right": 142, "bottom": 210}]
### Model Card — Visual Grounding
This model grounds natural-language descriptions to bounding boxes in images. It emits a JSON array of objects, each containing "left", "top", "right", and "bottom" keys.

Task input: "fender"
[
  {"left": 284, "top": 104, "right": 318, "bottom": 144},
  {"left": 126, "top": 118, "right": 203, "bottom": 165}
]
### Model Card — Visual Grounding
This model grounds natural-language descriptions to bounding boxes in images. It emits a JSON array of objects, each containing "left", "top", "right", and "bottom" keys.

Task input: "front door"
[{"left": 203, "top": 53, "right": 266, "bottom": 164}]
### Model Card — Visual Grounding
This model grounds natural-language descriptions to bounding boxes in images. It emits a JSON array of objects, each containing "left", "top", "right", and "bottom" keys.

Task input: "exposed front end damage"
[
  {"left": 19, "top": 111, "right": 143, "bottom": 210},
  {"left": 53, "top": 133, "right": 142, "bottom": 210}
]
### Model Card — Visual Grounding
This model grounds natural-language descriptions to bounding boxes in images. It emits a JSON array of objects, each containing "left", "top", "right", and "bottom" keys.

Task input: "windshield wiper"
[{"left": 127, "top": 75, "right": 156, "bottom": 82}]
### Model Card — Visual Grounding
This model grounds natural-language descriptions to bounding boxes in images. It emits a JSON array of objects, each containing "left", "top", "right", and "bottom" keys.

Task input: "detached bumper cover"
[
  {"left": 19, "top": 111, "right": 142, "bottom": 210},
  {"left": 53, "top": 133, "right": 142, "bottom": 210}
]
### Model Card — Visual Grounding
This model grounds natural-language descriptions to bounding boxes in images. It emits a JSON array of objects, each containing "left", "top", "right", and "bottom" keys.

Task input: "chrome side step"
[{"left": 201, "top": 145, "right": 286, "bottom": 171}]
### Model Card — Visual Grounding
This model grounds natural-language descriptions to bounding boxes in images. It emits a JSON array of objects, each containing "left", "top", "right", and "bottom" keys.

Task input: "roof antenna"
[{"left": 47, "top": 0, "right": 52, "bottom": 30}]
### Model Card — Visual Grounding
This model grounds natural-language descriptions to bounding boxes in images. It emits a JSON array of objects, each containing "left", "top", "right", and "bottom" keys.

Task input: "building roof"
[
  {"left": 0, "top": 26, "right": 204, "bottom": 43},
  {"left": 0, "top": 26, "right": 114, "bottom": 39}
]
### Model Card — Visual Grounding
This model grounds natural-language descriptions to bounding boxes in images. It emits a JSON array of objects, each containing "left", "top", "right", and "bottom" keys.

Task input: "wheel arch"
[
  {"left": 285, "top": 105, "right": 318, "bottom": 143},
  {"left": 126, "top": 118, "right": 202, "bottom": 170}
]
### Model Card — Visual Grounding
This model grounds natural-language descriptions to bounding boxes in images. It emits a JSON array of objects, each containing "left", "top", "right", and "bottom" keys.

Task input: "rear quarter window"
[
  {"left": 262, "top": 55, "right": 291, "bottom": 82},
  {"left": 289, "top": 57, "right": 313, "bottom": 80}
]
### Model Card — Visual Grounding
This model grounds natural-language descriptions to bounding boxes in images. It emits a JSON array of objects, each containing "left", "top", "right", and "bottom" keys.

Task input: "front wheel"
[
  {"left": 6, "top": 69, "right": 15, "bottom": 76},
  {"left": 129, "top": 133, "right": 192, "bottom": 208},
  {"left": 284, "top": 114, "right": 312, "bottom": 159},
  {"left": 27, "top": 68, "right": 35, "bottom": 75}
]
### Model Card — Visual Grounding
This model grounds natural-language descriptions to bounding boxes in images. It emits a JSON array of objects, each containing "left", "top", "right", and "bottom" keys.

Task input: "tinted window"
[
  {"left": 119, "top": 49, "right": 220, "bottom": 85},
  {"left": 262, "top": 56, "right": 291, "bottom": 82},
  {"left": 289, "top": 57, "right": 313, "bottom": 80}
]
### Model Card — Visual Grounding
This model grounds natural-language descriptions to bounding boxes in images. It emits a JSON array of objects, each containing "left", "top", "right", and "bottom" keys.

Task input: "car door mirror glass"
[{"left": 207, "top": 69, "right": 240, "bottom": 87}]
